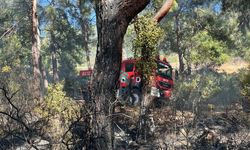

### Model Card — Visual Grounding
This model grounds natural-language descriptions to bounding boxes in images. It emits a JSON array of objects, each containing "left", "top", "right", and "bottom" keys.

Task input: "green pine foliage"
[
  {"left": 175, "top": 73, "right": 221, "bottom": 104},
  {"left": 190, "top": 30, "right": 229, "bottom": 66},
  {"left": 133, "top": 15, "right": 164, "bottom": 81}
]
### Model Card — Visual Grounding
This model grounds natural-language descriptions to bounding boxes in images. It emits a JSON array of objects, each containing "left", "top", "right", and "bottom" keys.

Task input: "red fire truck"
[
  {"left": 116, "top": 58, "right": 175, "bottom": 105},
  {"left": 78, "top": 58, "right": 175, "bottom": 104},
  {"left": 78, "top": 69, "right": 92, "bottom": 100}
]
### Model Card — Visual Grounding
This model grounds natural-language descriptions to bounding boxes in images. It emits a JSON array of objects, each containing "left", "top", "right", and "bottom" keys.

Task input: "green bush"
[
  {"left": 190, "top": 31, "right": 230, "bottom": 66},
  {"left": 239, "top": 65, "right": 250, "bottom": 101},
  {"left": 35, "top": 82, "right": 81, "bottom": 146},
  {"left": 174, "top": 72, "right": 221, "bottom": 110},
  {"left": 133, "top": 15, "right": 164, "bottom": 82},
  {"left": 37, "top": 82, "right": 80, "bottom": 122}
]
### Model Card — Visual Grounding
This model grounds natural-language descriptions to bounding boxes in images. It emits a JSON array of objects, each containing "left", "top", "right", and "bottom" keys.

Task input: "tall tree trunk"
[
  {"left": 186, "top": 48, "right": 192, "bottom": 75},
  {"left": 79, "top": 0, "right": 91, "bottom": 69},
  {"left": 40, "top": 56, "right": 48, "bottom": 96},
  {"left": 91, "top": 1, "right": 149, "bottom": 149},
  {"left": 175, "top": 12, "right": 184, "bottom": 74},
  {"left": 83, "top": 23, "right": 91, "bottom": 69},
  {"left": 50, "top": 31, "right": 59, "bottom": 83},
  {"left": 32, "top": 0, "right": 42, "bottom": 100},
  {"left": 139, "top": 0, "right": 174, "bottom": 108},
  {"left": 136, "top": 0, "right": 174, "bottom": 140}
]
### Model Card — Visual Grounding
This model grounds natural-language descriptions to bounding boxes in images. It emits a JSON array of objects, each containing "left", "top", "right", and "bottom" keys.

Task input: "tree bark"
[
  {"left": 79, "top": 0, "right": 91, "bottom": 69},
  {"left": 140, "top": 0, "right": 174, "bottom": 108},
  {"left": 90, "top": 0, "right": 149, "bottom": 149},
  {"left": 175, "top": 12, "right": 184, "bottom": 74},
  {"left": 32, "top": 0, "right": 42, "bottom": 100},
  {"left": 154, "top": 0, "right": 174, "bottom": 23},
  {"left": 136, "top": 0, "right": 174, "bottom": 140},
  {"left": 82, "top": 22, "right": 91, "bottom": 69},
  {"left": 40, "top": 56, "right": 48, "bottom": 96},
  {"left": 50, "top": 31, "right": 59, "bottom": 83}
]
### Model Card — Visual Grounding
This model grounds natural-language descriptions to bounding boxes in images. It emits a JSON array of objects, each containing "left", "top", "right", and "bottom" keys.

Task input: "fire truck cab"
[{"left": 117, "top": 58, "right": 174, "bottom": 105}]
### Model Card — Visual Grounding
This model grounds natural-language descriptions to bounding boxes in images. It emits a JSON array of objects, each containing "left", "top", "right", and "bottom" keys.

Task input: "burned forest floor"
[{"left": 113, "top": 102, "right": 250, "bottom": 150}]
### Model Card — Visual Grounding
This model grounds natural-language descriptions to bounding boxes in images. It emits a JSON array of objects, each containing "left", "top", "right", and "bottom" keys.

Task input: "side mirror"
[{"left": 156, "top": 69, "right": 159, "bottom": 74}]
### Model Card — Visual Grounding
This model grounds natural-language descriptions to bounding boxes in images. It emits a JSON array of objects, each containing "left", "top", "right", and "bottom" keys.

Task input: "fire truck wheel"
[{"left": 129, "top": 90, "right": 141, "bottom": 106}]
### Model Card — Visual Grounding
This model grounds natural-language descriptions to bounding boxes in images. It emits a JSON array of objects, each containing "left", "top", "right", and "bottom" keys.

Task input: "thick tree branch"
[
  {"left": 0, "top": 86, "right": 31, "bottom": 132},
  {"left": 0, "top": 111, "right": 30, "bottom": 132},
  {"left": 118, "top": 0, "right": 150, "bottom": 21},
  {"left": 154, "top": 0, "right": 174, "bottom": 23}
]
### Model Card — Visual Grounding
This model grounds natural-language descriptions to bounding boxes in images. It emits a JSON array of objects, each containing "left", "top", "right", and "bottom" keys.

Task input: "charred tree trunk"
[
  {"left": 32, "top": 0, "right": 42, "bottom": 100},
  {"left": 90, "top": 1, "right": 149, "bottom": 149}
]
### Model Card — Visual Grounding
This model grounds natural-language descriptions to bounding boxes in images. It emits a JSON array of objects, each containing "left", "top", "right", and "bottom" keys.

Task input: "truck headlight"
[{"left": 121, "top": 77, "right": 126, "bottom": 83}]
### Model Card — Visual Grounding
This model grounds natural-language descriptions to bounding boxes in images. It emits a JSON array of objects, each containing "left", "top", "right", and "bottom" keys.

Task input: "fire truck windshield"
[
  {"left": 125, "top": 63, "right": 134, "bottom": 72},
  {"left": 156, "top": 62, "right": 172, "bottom": 79}
]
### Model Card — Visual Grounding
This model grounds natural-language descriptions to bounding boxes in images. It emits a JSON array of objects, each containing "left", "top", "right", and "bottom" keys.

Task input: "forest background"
[{"left": 0, "top": 0, "right": 250, "bottom": 149}]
